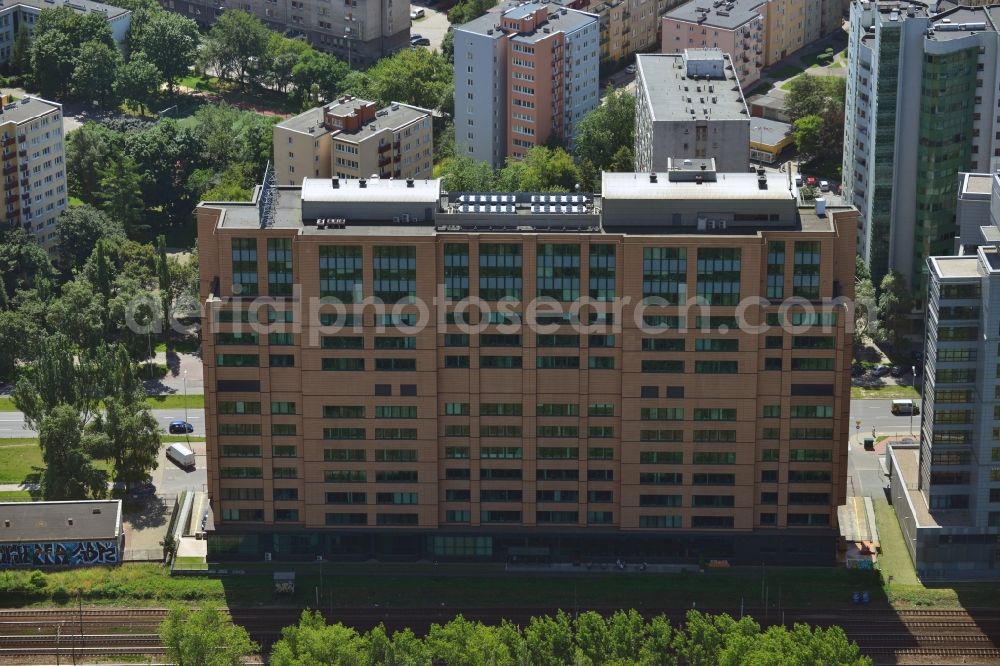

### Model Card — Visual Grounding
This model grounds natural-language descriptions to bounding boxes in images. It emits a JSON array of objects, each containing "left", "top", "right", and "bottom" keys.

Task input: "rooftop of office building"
[
  {"left": 859, "top": 0, "right": 928, "bottom": 18},
  {"left": 929, "top": 255, "right": 982, "bottom": 279},
  {"left": 926, "top": 4, "right": 998, "bottom": 40},
  {"left": 0, "top": 500, "right": 122, "bottom": 543},
  {"left": 665, "top": 0, "right": 763, "bottom": 29},
  {"left": 0, "top": 95, "right": 60, "bottom": 125},
  {"left": 637, "top": 51, "right": 749, "bottom": 122},
  {"left": 203, "top": 163, "right": 848, "bottom": 236},
  {"left": 5, "top": 0, "right": 129, "bottom": 19},
  {"left": 277, "top": 97, "right": 429, "bottom": 141},
  {"left": 960, "top": 172, "right": 995, "bottom": 197}
]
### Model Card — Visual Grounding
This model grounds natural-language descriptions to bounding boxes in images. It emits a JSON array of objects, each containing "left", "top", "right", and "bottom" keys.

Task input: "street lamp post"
[
  {"left": 183, "top": 370, "right": 189, "bottom": 429},
  {"left": 910, "top": 365, "right": 917, "bottom": 436}
]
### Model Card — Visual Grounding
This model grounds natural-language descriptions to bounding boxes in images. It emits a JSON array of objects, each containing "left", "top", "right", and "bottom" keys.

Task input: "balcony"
[
  {"left": 5, "top": 195, "right": 16, "bottom": 205},
  {"left": 17, "top": 135, "right": 25, "bottom": 143},
  {"left": 19, "top": 178, "right": 27, "bottom": 187},
  {"left": 2, "top": 166, "right": 15, "bottom": 176},
  {"left": 392, "top": 140, "right": 400, "bottom": 150},
  {"left": 392, "top": 169, "right": 401, "bottom": 178},
  {"left": 2, "top": 138, "right": 13, "bottom": 148},
  {"left": 378, "top": 142, "right": 391, "bottom": 153},
  {"left": 17, "top": 150, "right": 25, "bottom": 158},
  {"left": 378, "top": 155, "right": 391, "bottom": 167}
]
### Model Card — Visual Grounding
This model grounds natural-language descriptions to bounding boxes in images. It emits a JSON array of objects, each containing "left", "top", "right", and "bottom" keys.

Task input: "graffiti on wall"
[{"left": 0, "top": 540, "right": 120, "bottom": 567}]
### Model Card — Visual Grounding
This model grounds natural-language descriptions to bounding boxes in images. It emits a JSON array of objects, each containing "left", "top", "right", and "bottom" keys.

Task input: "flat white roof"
[
  {"left": 601, "top": 171, "right": 794, "bottom": 201},
  {"left": 301, "top": 177, "right": 440, "bottom": 204}
]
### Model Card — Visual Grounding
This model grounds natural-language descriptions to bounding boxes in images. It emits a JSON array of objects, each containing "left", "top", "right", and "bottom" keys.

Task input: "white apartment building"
[
  {"left": 0, "top": 96, "right": 66, "bottom": 250},
  {"left": 0, "top": 0, "right": 130, "bottom": 62}
]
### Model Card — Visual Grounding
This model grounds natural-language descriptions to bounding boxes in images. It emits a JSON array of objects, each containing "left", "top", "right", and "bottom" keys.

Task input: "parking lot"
[{"left": 409, "top": 2, "right": 450, "bottom": 52}]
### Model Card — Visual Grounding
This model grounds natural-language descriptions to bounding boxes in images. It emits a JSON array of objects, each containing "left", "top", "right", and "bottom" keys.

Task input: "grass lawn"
[
  {"left": 68, "top": 196, "right": 85, "bottom": 207},
  {"left": 0, "top": 490, "right": 34, "bottom": 501},
  {"left": 0, "top": 561, "right": 882, "bottom": 610},
  {"left": 154, "top": 338, "right": 201, "bottom": 354},
  {"left": 0, "top": 396, "right": 15, "bottom": 411},
  {"left": 146, "top": 394, "right": 205, "bottom": 410},
  {"left": 174, "top": 557, "right": 209, "bottom": 571},
  {"left": 162, "top": 435, "right": 206, "bottom": 443},
  {"left": 140, "top": 363, "right": 168, "bottom": 379},
  {"left": 0, "top": 439, "right": 43, "bottom": 484},
  {"left": 851, "top": 385, "right": 920, "bottom": 400},
  {"left": 769, "top": 65, "right": 804, "bottom": 81}
]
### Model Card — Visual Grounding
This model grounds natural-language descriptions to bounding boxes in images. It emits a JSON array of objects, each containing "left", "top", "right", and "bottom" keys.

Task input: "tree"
[
  {"left": 573, "top": 87, "right": 635, "bottom": 171},
  {"left": 160, "top": 605, "right": 258, "bottom": 666},
  {"left": 56, "top": 206, "right": 126, "bottom": 272},
  {"left": 792, "top": 114, "right": 824, "bottom": 158},
  {"left": 436, "top": 156, "right": 495, "bottom": 192},
  {"left": 91, "top": 394, "right": 161, "bottom": 488},
  {"left": 157, "top": 235, "right": 171, "bottom": 344},
  {"left": 10, "top": 26, "right": 31, "bottom": 76},
  {"left": 38, "top": 404, "right": 107, "bottom": 500},
  {"left": 29, "top": 30, "right": 75, "bottom": 98},
  {"left": 0, "top": 228, "right": 56, "bottom": 299},
  {"left": 45, "top": 278, "right": 106, "bottom": 350},
  {"left": 66, "top": 122, "right": 124, "bottom": 205},
  {"left": 264, "top": 34, "right": 311, "bottom": 93},
  {"left": 290, "top": 48, "right": 349, "bottom": 104},
  {"left": 99, "top": 156, "right": 145, "bottom": 236},
  {"left": 33, "top": 7, "right": 114, "bottom": 50},
  {"left": 496, "top": 146, "right": 581, "bottom": 192},
  {"left": 784, "top": 75, "right": 845, "bottom": 122},
  {"left": 854, "top": 274, "right": 876, "bottom": 349},
  {"left": 202, "top": 10, "right": 271, "bottom": 90},
  {"left": 447, "top": 0, "right": 497, "bottom": 25},
  {"left": 441, "top": 28, "right": 455, "bottom": 64},
  {"left": 0, "top": 309, "right": 40, "bottom": 377},
  {"left": 130, "top": 11, "right": 199, "bottom": 91},
  {"left": 876, "top": 270, "right": 912, "bottom": 353},
  {"left": 357, "top": 48, "right": 454, "bottom": 113},
  {"left": 12, "top": 334, "right": 103, "bottom": 428},
  {"left": 72, "top": 41, "right": 122, "bottom": 109},
  {"left": 115, "top": 52, "right": 161, "bottom": 114}
]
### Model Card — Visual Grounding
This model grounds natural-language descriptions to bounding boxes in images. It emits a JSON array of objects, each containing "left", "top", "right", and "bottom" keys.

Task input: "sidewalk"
[{"left": 144, "top": 351, "right": 204, "bottom": 395}]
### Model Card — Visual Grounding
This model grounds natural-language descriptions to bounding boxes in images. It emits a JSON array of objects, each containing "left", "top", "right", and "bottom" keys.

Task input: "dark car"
[
  {"left": 873, "top": 365, "right": 892, "bottom": 378},
  {"left": 890, "top": 365, "right": 903, "bottom": 378},
  {"left": 410, "top": 36, "right": 430, "bottom": 46},
  {"left": 169, "top": 419, "right": 194, "bottom": 434},
  {"left": 128, "top": 482, "right": 157, "bottom": 499},
  {"left": 852, "top": 364, "right": 865, "bottom": 377}
]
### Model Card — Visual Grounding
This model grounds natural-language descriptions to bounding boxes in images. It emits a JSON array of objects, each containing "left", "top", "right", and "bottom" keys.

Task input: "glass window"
[
  {"left": 792, "top": 241, "right": 821, "bottom": 300},
  {"left": 697, "top": 248, "right": 741, "bottom": 305},
  {"left": 479, "top": 243, "right": 522, "bottom": 301},
  {"left": 319, "top": 245, "right": 362, "bottom": 302},
  {"left": 589, "top": 244, "right": 616, "bottom": 301},
  {"left": 267, "top": 238, "right": 293, "bottom": 296},
  {"left": 537, "top": 243, "right": 580, "bottom": 301},
  {"left": 444, "top": 243, "right": 469, "bottom": 300},
  {"left": 643, "top": 247, "right": 686, "bottom": 303},
  {"left": 766, "top": 241, "right": 784, "bottom": 299},
  {"left": 373, "top": 246, "right": 416, "bottom": 304},
  {"left": 231, "top": 238, "right": 258, "bottom": 296}
]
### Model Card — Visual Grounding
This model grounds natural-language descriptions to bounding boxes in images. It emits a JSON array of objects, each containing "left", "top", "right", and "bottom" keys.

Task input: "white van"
[
  {"left": 891, "top": 399, "right": 919, "bottom": 416},
  {"left": 166, "top": 443, "right": 196, "bottom": 468}
]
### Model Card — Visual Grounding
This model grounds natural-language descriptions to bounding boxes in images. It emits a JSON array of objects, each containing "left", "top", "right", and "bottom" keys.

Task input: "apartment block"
[
  {"left": 661, "top": 0, "right": 766, "bottom": 84},
  {"left": 196, "top": 162, "right": 857, "bottom": 564},
  {"left": 634, "top": 50, "right": 751, "bottom": 172},
  {"left": 454, "top": 3, "right": 600, "bottom": 168},
  {"left": 0, "top": 96, "right": 67, "bottom": 251},
  {"left": 273, "top": 96, "right": 433, "bottom": 186},
  {"left": 889, "top": 171, "right": 1000, "bottom": 579},
  {"left": 555, "top": 0, "right": 662, "bottom": 65},
  {"left": 160, "top": 0, "right": 407, "bottom": 66},
  {"left": 843, "top": 0, "right": 1000, "bottom": 291},
  {"left": 661, "top": 0, "right": 840, "bottom": 86},
  {"left": 0, "top": 0, "right": 130, "bottom": 62}
]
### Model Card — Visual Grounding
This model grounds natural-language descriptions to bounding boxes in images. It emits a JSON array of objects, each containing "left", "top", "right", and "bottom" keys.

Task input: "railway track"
[{"left": 1, "top": 607, "right": 998, "bottom": 664}]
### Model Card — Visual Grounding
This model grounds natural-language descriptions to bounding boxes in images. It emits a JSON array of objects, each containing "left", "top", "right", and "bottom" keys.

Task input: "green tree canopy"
[
  {"left": 351, "top": 48, "right": 454, "bottom": 113},
  {"left": 29, "top": 30, "right": 75, "bottom": 98},
  {"left": 115, "top": 52, "right": 161, "bottom": 114},
  {"left": 160, "top": 605, "right": 259, "bottom": 666},
  {"left": 129, "top": 10, "right": 199, "bottom": 91},
  {"left": 436, "top": 156, "right": 496, "bottom": 192},
  {"left": 71, "top": 40, "right": 122, "bottom": 109},
  {"left": 0, "top": 228, "right": 56, "bottom": 299},
  {"left": 573, "top": 87, "right": 636, "bottom": 171},
  {"left": 201, "top": 10, "right": 271, "bottom": 89},
  {"left": 38, "top": 403, "right": 108, "bottom": 500},
  {"left": 99, "top": 156, "right": 145, "bottom": 236},
  {"left": 784, "top": 75, "right": 845, "bottom": 122},
  {"left": 876, "top": 269, "right": 913, "bottom": 353},
  {"left": 792, "top": 114, "right": 824, "bottom": 159}
]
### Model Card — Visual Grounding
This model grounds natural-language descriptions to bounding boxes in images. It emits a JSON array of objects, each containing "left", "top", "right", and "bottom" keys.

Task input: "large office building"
[
  {"left": 0, "top": 0, "right": 130, "bottom": 62},
  {"left": 196, "top": 161, "right": 857, "bottom": 564},
  {"left": 0, "top": 95, "right": 67, "bottom": 251},
  {"left": 273, "top": 96, "right": 433, "bottom": 186},
  {"left": 160, "top": 0, "right": 407, "bottom": 66},
  {"left": 634, "top": 50, "right": 751, "bottom": 173},
  {"left": 843, "top": 0, "right": 1000, "bottom": 290},
  {"left": 660, "top": 0, "right": 839, "bottom": 86},
  {"left": 454, "top": 3, "right": 600, "bottom": 168},
  {"left": 889, "top": 171, "right": 1000, "bottom": 579}
]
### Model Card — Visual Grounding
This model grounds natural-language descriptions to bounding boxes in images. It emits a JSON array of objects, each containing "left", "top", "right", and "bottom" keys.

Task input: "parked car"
[
  {"left": 819, "top": 180, "right": 830, "bottom": 192},
  {"left": 889, "top": 365, "right": 903, "bottom": 377},
  {"left": 166, "top": 443, "right": 196, "bottom": 469},
  {"left": 410, "top": 35, "right": 430, "bottom": 45},
  {"left": 806, "top": 176, "right": 817, "bottom": 186},
  {"left": 410, "top": 8, "right": 425, "bottom": 18},
  {"left": 794, "top": 174, "right": 803, "bottom": 187},
  {"left": 873, "top": 365, "right": 892, "bottom": 378},
  {"left": 169, "top": 419, "right": 194, "bottom": 434},
  {"left": 852, "top": 364, "right": 865, "bottom": 377},
  {"left": 128, "top": 482, "right": 157, "bottom": 499},
  {"left": 625, "top": 64, "right": 636, "bottom": 74}
]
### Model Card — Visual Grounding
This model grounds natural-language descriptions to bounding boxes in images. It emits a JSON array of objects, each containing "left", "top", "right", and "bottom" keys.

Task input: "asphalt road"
[{"left": 0, "top": 409, "right": 206, "bottom": 438}]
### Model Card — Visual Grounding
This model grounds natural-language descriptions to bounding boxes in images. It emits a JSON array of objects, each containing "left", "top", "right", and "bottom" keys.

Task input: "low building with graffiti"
[{"left": 0, "top": 500, "right": 123, "bottom": 568}]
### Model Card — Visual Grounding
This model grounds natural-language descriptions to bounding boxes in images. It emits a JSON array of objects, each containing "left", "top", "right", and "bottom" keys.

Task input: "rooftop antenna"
[{"left": 259, "top": 161, "right": 278, "bottom": 228}]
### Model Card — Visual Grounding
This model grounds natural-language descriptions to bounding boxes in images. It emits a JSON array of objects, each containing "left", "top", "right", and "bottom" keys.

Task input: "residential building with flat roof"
[
  {"left": 195, "top": 163, "right": 857, "bottom": 565},
  {"left": 0, "top": 500, "right": 123, "bottom": 567},
  {"left": 274, "top": 96, "right": 433, "bottom": 186},
  {"left": 454, "top": 3, "right": 600, "bottom": 168},
  {"left": 661, "top": 0, "right": 840, "bottom": 86},
  {"left": 0, "top": 0, "right": 130, "bottom": 62},
  {"left": 843, "top": 0, "right": 1000, "bottom": 291},
  {"left": 553, "top": 0, "right": 664, "bottom": 66},
  {"left": 889, "top": 172, "right": 1000, "bottom": 579},
  {"left": 634, "top": 50, "right": 751, "bottom": 172},
  {"left": 0, "top": 95, "right": 66, "bottom": 251},
  {"left": 159, "top": 0, "right": 407, "bottom": 66},
  {"left": 749, "top": 117, "right": 793, "bottom": 163}
]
